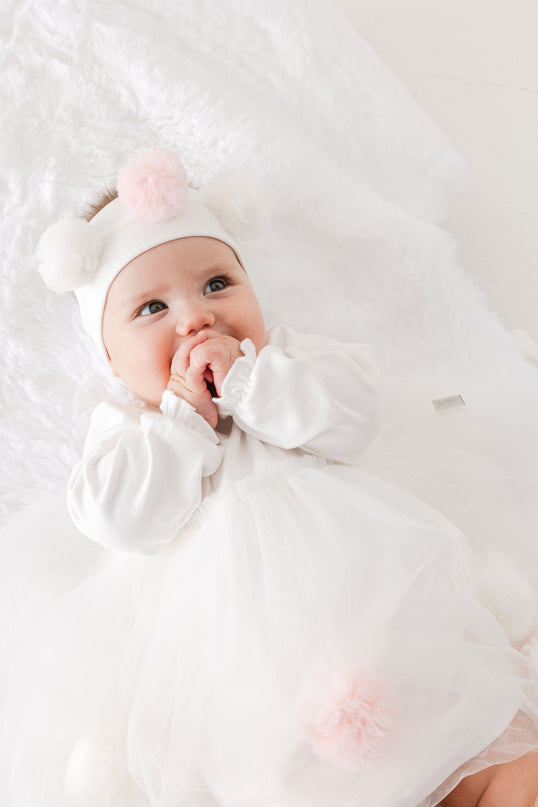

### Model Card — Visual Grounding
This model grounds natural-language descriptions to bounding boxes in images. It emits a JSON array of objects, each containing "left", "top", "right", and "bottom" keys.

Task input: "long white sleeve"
[
  {"left": 68, "top": 392, "right": 223, "bottom": 554},
  {"left": 216, "top": 324, "right": 383, "bottom": 464}
]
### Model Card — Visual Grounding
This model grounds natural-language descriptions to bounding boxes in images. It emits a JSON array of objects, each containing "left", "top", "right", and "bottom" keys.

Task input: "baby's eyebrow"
[
  {"left": 126, "top": 286, "right": 170, "bottom": 310},
  {"left": 202, "top": 263, "right": 237, "bottom": 274}
]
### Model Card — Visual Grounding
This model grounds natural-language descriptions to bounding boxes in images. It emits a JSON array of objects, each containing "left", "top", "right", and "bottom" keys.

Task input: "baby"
[
  {"left": 10, "top": 147, "right": 538, "bottom": 807},
  {"left": 102, "top": 232, "right": 267, "bottom": 427}
]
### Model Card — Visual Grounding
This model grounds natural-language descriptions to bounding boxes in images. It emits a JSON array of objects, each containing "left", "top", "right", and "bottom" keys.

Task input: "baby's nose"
[{"left": 175, "top": 303, "right": 216, "bottom": 337}]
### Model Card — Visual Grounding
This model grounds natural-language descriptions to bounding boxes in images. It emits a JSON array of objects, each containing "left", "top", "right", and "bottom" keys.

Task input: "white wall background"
[{"left": 334, "top": 0, "right": 538, "bottom": 344}]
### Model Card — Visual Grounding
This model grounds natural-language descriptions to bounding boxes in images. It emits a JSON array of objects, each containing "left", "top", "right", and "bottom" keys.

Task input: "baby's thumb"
[
  {"left": 170, "top": 353, "right": 183, "bottom": 378},
  {"left": 184, "top": 359, "right": 208, "bottom": 394},
  {"left": 171, "top": 332, "right": 207, "bottom": 378}
]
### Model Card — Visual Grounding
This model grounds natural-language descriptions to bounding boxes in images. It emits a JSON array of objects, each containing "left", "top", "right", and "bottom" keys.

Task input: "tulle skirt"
[
  {"left": 2, "top": 449, "right": 538, "bottom": 807},
  {"left": 361, "top": 371, "right": 538, "bottom": 583}
]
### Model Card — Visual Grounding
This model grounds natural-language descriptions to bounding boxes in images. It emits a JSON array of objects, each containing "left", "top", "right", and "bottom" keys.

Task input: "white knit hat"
[{"left": 37, "top": 148, "right": 265, "bottom": 355}]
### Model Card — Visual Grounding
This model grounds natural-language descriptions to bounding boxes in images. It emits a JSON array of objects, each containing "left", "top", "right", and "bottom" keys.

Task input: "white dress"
[{"left": 1, "top": 324, "right": 537, "bottom": 807}]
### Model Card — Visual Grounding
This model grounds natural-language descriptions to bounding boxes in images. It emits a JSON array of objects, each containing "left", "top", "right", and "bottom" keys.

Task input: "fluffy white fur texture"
[
  {"left": 201, "top": 172, "right": 270, "bottom": 240},
  {"left": 1, "top": 0, "right": 537, "bottom": 539},
  {"left": 37, "top": 218, "right": 104, "bottom": 291}
]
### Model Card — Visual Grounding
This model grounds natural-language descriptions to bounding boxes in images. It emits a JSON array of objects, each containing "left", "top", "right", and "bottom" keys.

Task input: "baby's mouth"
[
  {"left": 206, "top": 379, "right": 217, "bottom": 398},
  {"left": 203, "top": 366, "right": 217, "bottom": 398}
]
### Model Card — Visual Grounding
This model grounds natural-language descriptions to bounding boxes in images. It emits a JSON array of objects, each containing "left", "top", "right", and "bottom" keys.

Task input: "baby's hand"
[
  {"left": 167, "top": 332, "right": 243, "bottom": 428},
  {"left": 168, "top": 332, "right": 219, "bottom": 429},
  {"left": 188, "top": 333, "right": 243, "bottom": 397}
]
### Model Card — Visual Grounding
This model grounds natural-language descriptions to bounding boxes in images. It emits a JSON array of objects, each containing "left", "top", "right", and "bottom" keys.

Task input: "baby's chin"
[
  {"left": 140, "top": 393, "right": 165, "bottom": 409},
  {"left": 130, "top": 383, "right": 168, "bottom": 409}
]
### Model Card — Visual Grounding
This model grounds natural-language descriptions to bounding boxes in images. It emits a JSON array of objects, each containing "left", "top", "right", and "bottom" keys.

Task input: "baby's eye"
[
  {"left": 204, "top": 276, "right": 230, "bottom": 294},
  {"left": 138, "top": 300, "right": 167, "bottom": 317}
]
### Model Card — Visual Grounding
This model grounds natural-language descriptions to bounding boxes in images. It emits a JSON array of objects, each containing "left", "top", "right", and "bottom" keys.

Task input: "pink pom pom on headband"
[
  {"left": 117, "top": 148, "right": 188, "bottom": 223},
  {"left": 37, "top": 146, "right": 267, "bottom": 355}
]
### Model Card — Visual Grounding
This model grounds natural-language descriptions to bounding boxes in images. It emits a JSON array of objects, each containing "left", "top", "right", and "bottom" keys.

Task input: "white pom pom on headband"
[{"left": 37, "top": 147, "right": 266, "bottom": 354}]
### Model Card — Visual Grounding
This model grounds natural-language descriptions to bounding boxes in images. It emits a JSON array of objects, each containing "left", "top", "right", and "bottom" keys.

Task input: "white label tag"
[{"left": 431, "top": 394, "right": 467, "bottom": 415}]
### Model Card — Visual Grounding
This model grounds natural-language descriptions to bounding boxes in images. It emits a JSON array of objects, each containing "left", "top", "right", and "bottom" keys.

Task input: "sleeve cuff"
[
  {"left": 215, "top": 338, "right": 257, "bottom": 418},
  {"left": 159, "top": 390, "right": 220, "bottom": 445}
]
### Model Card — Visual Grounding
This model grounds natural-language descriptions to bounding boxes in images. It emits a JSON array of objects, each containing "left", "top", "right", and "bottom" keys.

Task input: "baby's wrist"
[
  {"left": 160, "top": 389, "right": 218, "bottom": 431},
  {"left": 215, "top": 338, "right": 257, "bottom": 417}
]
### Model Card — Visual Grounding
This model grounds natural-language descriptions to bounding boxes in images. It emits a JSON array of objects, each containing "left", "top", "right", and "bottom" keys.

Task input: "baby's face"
[{"left": 102, "top": 236, "right": 266, "bottom": 406}]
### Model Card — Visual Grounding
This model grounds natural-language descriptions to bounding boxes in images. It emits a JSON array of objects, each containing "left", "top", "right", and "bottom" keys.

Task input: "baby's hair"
[{"left": 82, "top": 187, "right": 118, "bottom": 222}]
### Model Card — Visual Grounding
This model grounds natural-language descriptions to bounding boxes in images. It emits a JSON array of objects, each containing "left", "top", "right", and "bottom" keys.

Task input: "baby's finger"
[
  {"left": 188, "top": 340, "right": 227, "bottom": 376},
  {"left": 171, "top": 332, "right": 206, "bottom": 376},
  {"left": 184, "top": 356, "right": 211, "bottom": 395},
  {"left": 190, "top": 338, "right": 242, "bottom": 396},
  {"left": 171, "top": 331, "right": 207, "bottom": 377}
]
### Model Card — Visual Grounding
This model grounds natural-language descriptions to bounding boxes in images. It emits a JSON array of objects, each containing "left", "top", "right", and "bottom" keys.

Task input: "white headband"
[{"left": 37, "top": 148, "right": 264, "bottom": 355}]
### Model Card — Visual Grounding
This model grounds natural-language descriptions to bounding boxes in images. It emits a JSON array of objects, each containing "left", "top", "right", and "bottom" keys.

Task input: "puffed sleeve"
[
  {"left": 67, "top": 391, "right": 224, "bottom": 555},
  {"left": 215, "top": 324, "right": 383, "bottom": 464}
]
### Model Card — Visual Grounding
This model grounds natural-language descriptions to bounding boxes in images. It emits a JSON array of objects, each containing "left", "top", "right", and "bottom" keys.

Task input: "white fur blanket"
[{"left": 1, "top": 0, "right": 537, "bottom": 530}]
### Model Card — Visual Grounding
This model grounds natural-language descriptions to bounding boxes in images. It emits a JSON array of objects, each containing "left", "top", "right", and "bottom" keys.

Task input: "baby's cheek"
[{"left": 134, "top": 354, "right": 171, "bottom": 397}]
